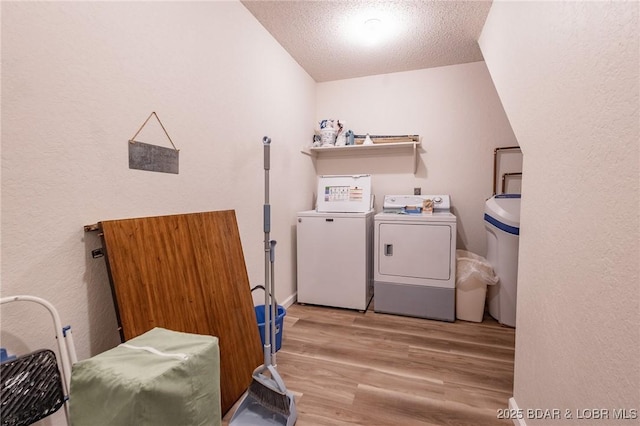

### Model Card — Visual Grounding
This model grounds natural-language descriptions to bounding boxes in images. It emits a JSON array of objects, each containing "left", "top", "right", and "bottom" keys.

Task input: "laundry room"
[
  {"left": 313, "top": 63, "right": 517, "bottom": 256},
  {"left": 1, "top": 1, "right": 637, "bottom": 426}
]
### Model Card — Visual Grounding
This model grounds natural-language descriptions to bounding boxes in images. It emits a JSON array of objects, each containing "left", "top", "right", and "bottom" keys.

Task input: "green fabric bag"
[{"left": 70, "top": 327, "right": 220, "bottom": 426}]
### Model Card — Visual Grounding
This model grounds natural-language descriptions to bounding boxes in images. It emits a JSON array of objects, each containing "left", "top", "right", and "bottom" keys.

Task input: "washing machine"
[
  {"left": 374, "top": 195, "right": 457, "bottom": 321},
  {"left": 297, "top": 175, "right": 374, "bottom": 311}
]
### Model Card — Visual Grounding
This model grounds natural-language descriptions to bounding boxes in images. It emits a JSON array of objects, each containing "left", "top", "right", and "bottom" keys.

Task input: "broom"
[{"left": 245, "top": 136, "right": 292, "bottom": 417}]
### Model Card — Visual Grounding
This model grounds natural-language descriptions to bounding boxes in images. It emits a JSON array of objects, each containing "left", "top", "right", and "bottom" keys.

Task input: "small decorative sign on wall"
[{"left": 128, "top": 112, "right": 179, "bottom": 174}]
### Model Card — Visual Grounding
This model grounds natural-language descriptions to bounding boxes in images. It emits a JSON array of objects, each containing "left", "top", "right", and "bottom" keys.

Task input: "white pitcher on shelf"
[{"left": 320, "top": 128, "right": 337, "bottom": 146}]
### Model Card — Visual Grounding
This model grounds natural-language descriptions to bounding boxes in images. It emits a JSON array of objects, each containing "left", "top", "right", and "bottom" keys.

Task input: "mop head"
[{"left": 247, "top": 366, "right": 291, "bottom": 417}]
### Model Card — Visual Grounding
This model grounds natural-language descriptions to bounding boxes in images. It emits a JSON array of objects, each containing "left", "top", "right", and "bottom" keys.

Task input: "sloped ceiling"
[{"left": 241, "top": 0, "right": 492, "bottom": 82}]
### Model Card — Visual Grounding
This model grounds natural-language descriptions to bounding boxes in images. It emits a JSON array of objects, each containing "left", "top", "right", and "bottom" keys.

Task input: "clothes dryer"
[{"left": 374, "top": 195, "right": 457, "bottom": 321}]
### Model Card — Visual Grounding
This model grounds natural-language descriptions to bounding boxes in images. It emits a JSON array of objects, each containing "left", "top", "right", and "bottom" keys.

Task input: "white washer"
[
  {"left": 297, "top": 209, "right": 374, "bottom": 311},
  {"left": 374, "top": 195, "right": 457, "bottom": 321},
  {"left": 296, "top": 175, "right": 374, "bottom": 311}
]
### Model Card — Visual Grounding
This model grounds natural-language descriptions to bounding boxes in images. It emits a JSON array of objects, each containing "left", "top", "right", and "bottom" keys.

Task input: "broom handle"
[
  {"left": 270, "top": 240, "right": 277, "bottom": 367},
  {"left": 263, "top": 137, "right": 272, "bottom": 367}
]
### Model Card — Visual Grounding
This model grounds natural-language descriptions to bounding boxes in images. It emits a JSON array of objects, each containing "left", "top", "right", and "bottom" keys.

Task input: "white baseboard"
[
  {"left": 509, "top": 397, "right": 528, "bottom": 426},
  {"left": 281, "top": 292, "right": 296, "bottom": 309}
]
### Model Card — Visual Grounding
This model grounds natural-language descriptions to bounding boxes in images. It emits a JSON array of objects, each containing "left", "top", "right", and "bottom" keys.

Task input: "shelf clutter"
[
  {"left": 353, "top": 134, "right": 419, "bottom": 145},
  {"left": 304, "top": 134, "right": 420, "bottom": 152}
]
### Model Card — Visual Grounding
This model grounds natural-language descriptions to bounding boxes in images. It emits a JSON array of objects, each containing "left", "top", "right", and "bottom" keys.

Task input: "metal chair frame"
[{"left": 1, "top": 295, "right": 78, "bottom": 425}]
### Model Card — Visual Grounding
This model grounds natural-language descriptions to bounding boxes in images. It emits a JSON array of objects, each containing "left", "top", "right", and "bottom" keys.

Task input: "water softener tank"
[{"left": 484, "top": 194, "right": 521, "bottom": 327}]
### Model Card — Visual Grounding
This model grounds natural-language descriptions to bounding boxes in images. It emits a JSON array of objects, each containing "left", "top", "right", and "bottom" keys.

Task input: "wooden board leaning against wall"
[{"left": 87, "top": 210, "right": 262, "bottom": 415}]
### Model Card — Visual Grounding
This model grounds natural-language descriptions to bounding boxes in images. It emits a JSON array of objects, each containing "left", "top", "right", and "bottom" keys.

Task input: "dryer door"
[{"left": 377, "top": 222, "right": 452, "bottom": 282}]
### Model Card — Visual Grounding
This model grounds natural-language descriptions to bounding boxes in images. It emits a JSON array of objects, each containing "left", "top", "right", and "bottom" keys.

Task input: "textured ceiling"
[{"left": 241, "top": 0, "right": 492, "bottom": 82}]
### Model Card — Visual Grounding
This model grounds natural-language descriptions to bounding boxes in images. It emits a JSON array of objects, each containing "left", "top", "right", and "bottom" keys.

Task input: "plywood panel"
[{"left": 99, "top": 210, "right": 262, "bottom": 415}]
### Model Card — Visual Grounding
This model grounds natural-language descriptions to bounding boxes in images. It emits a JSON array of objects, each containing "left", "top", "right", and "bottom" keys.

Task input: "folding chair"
[{"left": 1, "top": 296, "right": 78, "bottom": 426}]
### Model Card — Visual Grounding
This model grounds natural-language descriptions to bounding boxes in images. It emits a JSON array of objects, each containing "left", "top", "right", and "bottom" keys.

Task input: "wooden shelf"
[{"left": 301, "top": 141, "right": 421, "bottom": 173}]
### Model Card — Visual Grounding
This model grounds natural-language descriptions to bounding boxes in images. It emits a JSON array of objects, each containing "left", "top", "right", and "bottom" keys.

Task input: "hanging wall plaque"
[{"left": 128, "top": 112, "right": 179, "bottom": 174}]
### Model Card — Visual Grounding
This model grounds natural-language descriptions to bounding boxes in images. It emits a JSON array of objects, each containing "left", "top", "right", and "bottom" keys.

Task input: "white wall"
[
  {"left": 1, "top": 4, "right": 315, "bottom": 423},
  {"left": 315, "top": 62, "right": 517, "bottom": 255},
  {"left": 479, "top": 1, "right": 639, "bottom": 424}
]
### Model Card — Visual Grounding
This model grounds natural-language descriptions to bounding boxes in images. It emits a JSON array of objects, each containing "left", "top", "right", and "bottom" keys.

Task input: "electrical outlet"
[{"left": 414, "top": 187, "right": 421, "bottom": 195}]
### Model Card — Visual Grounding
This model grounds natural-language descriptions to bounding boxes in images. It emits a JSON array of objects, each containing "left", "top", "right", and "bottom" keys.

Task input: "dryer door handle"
[{"left": 384, "top": 244, "right": 393, "bottom": 256}]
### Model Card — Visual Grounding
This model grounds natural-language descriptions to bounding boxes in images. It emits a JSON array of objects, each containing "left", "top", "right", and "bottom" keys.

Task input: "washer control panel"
[{"left": 383, "top": 195, "right": 451, "bottom": 212}]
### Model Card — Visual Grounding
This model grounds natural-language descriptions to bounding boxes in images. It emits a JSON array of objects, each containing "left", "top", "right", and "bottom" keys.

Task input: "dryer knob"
[{"left": 434, "top": 197, "right": 443, "bottom": 203}]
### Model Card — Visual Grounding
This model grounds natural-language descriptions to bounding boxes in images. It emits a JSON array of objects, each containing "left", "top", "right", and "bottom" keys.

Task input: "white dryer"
[{"left": 374, "top": 195, "right": 457, "bottom": 321}]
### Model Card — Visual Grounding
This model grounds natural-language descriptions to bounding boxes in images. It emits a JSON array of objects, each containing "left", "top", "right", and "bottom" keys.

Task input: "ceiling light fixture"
[
  {"left": 365, "top": 18, "right": 382, "bottom": 31},
  {"left": 342, "top": 9, "right": 401, "bottom": 47},
  {"left": 363, "top": 18, "right": 383, "bottom": 43}
]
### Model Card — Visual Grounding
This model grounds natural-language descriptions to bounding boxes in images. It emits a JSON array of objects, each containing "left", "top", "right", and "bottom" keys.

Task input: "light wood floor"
[{"left": 223, "top": 301, "right": 515, "bottom": 426}]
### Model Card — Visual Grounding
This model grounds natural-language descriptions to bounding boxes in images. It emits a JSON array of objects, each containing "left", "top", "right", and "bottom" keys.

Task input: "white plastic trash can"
[{"left": 455, "top": 250, "right": 498, "bottom": 322}]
